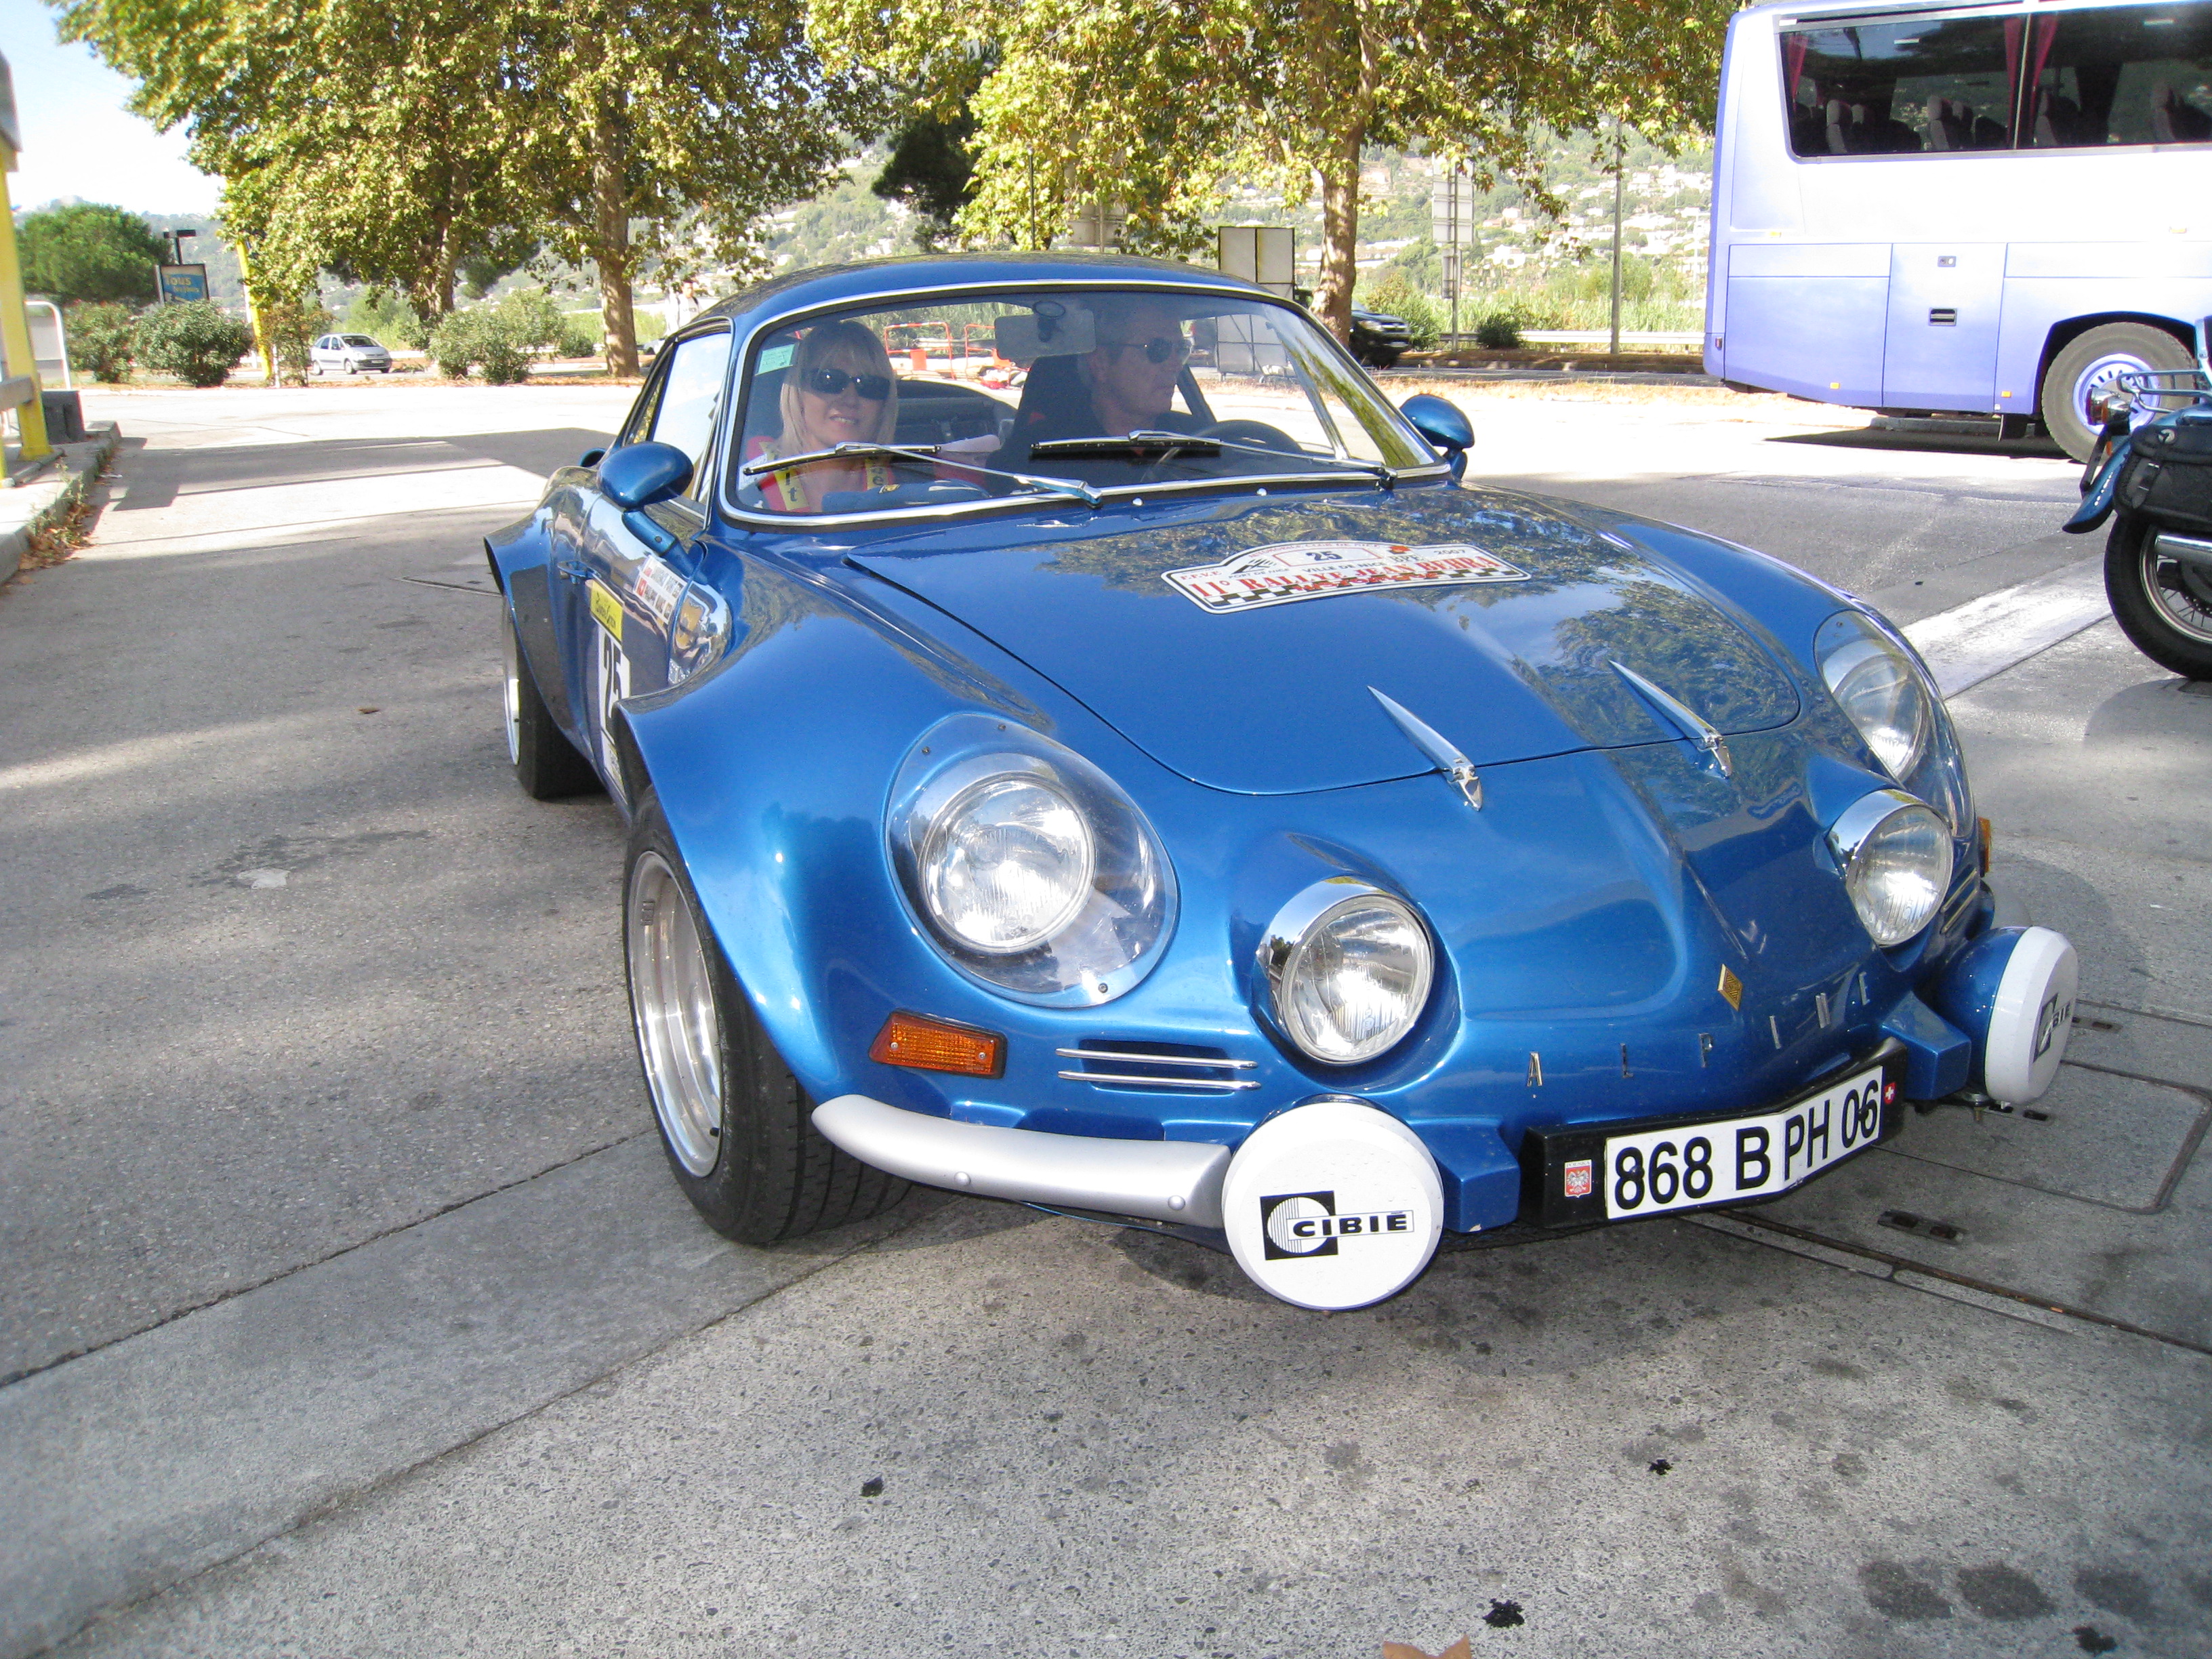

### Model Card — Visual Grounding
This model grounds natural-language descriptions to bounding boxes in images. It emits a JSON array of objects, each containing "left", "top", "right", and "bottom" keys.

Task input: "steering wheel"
[
  {"left": 1197, "top": 418, "right": 1303, "bottom": 454},
  {"left": 1133, "top": 419, "right": 1305, "bottom": 484}
]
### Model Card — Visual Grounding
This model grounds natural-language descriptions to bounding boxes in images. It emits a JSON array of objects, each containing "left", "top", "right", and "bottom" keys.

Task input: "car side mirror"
[
  {"left": 1400, "top": 394, "right": 1473, "bottom": 480},
  {"left": 579, "top": 447, "right": 606, "bottom": 468},
  {"left": 598, "top": 441, "right": 693, "bottom": 510}
]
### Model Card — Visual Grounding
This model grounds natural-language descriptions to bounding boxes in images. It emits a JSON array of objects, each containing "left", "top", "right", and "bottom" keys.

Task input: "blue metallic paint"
[{"left": 490, "top": 254, "right": 2003, "bottom": 1237}]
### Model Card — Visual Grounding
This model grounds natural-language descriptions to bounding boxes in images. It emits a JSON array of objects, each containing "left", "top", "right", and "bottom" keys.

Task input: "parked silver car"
[{"left": 310, "top": 333, "right": 393, "bottom": 375}]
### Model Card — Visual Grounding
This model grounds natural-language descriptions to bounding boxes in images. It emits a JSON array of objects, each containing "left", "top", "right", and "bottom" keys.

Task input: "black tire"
[
  {"left": 623, "top": 792, "right": 910, "bottom": 1244},
  {"left": 501, "top": 602, "right": 600, "bottom": 799},
  {"left": 2104, "top": 512, "right": 2212, "bottom": 678},
  {"left": 2041, "top": 323, "right": 2196, "bottom": 463}
]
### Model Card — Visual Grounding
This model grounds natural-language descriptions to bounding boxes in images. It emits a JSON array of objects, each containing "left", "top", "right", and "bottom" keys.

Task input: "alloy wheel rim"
[
  {"left": 500, "top": 618, "right": 522, "bottom": 764},
  {"left": 628, "top": 852, "right": 724, "bottom": 1176}
]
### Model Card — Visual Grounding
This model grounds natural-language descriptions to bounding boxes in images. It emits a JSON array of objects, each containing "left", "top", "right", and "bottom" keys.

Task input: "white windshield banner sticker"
[{"left": 1162, "top": 541, "right": 1530, "bottom": 613}]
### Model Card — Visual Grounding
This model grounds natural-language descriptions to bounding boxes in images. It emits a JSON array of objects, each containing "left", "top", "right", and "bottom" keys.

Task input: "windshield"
[
  {"left": 727, "top": 285, "right": 1437, "bottom": 518},
  {"left": 342, "top": 335, "right": 380, "bottom": 348}
]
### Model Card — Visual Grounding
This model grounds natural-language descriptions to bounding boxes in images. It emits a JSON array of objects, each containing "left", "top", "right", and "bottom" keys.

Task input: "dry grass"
[{"left": 13, "top": 461, "right": 110, "bottom": 573}]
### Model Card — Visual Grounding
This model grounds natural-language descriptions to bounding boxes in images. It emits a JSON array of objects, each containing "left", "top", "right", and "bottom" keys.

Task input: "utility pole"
[{"left": 1609, "top": 121, "right": 1625, "bottom": 359}]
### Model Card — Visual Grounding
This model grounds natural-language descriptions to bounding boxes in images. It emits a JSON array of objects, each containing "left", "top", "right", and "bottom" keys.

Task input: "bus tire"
[{"left": 2041, "top": 324, "right": 2196, "bottom": 463}]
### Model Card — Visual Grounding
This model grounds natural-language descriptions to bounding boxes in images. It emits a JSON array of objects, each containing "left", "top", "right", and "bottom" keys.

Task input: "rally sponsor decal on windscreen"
[{"left": 1162, "top": 540, "right": 1530, "bottom": 614}]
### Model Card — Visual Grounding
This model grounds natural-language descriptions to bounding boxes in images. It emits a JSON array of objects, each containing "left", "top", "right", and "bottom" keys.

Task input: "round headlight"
[
  {"left": 919, "top": 772, "right": 1096, "bottom": 954},
  {"left": 1830, "top": 790, "right": 1952, "bottom": 946},
  {"left": 1259, "top": 880, "right": 1434, "bottom": 1065},
  {"left": 1820, "top": 628, "right": 1930, "bottom": 780}
]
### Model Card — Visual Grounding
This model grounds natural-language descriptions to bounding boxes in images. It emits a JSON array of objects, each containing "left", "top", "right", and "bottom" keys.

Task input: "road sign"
[{"left": 158, "top": 264, "right": 209, "bottom": 304}]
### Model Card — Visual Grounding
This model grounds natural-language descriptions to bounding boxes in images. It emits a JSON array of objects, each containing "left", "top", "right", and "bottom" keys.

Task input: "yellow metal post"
[{"left": 0, "top": 56, "right": 53, "bottom": 460}]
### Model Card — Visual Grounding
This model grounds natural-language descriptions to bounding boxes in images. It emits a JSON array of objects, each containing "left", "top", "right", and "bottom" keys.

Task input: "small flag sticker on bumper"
[{"left": 1563, "top": 1160, "right": 1593, "bottom": 1199}]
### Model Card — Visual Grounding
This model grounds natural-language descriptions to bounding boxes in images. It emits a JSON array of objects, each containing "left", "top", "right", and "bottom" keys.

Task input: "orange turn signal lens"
[
  {"left": 869, "top": 1011, "right": 1006, "bottom": 1078},
  {"left": 1978, "top": 816, "right": 1992, "bottom": 876}
]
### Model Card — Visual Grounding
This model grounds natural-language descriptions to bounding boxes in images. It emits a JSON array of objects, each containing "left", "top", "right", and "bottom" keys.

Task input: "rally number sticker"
[
  {"left": 1602, "top": 1065, "right": 1886, "bottom": 1220},
  {"left": 1162, "top": 541, "right": 1529, "bottom": 614}
]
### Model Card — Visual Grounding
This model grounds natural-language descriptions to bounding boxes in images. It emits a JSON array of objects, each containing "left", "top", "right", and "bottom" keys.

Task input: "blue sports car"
[{"left": 491, "top": 254, "right": 2079, "bottom": 1309}]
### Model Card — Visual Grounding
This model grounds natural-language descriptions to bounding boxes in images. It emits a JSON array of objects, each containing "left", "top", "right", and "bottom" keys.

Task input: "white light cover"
[
  {"left": 920, "top": 774, "right": 1095, "bottom": 954},
  {"left": 1282, "top": 895, "right": 1433, "bottom": 1063}
]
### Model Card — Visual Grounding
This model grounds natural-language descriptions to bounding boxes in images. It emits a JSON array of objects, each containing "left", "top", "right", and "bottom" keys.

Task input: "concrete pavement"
[{"left": 3, "top": 382, "right": 2205, "bottom": 1659}]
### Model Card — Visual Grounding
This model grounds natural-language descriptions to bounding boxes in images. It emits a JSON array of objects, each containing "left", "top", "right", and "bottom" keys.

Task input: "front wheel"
[
  {"left": 2105, "top": 513, "right": 2212, "bottom": 678},
  {"left": 501, "top": 602, "right": 600, "bottom": 798},
  {"left": 624, "top": 793, "right": 910, "bottom": 1244},
  {"left": 2041, "top": 323, "right": 2196, "bottom": 463}
]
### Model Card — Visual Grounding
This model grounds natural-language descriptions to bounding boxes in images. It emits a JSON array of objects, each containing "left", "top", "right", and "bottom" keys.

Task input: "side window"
[
  {"left": 644, "top": 330, "right": 733, "bottom": 501},
  {"left": 2028, "top": 5, "right": 2212, "bottom": 148},
  {"left": 1782, "top": 16, "right": 2019, "bottom": 157}
]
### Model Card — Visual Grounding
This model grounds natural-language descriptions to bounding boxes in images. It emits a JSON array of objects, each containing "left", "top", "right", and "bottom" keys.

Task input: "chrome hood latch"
[{"left": 1370, "top": 687, "right": 1483, "bottom": 809}]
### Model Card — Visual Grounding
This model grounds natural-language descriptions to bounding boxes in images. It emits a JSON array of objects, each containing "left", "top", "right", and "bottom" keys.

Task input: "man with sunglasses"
[{"left": 1078, "top": 297, "right": 1198, "bottom": 439}]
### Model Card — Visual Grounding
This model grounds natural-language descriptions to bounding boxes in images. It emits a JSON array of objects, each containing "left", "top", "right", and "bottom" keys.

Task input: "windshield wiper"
[
  {"left": 739, "top": 441, "right": 1101, "bottom": 508},
  {"left": 1026, "top": 430, "right": 1223, "bottom": 459},
  {"left": 1029, "top": 429, "right": 1395, "bottom": 487}
]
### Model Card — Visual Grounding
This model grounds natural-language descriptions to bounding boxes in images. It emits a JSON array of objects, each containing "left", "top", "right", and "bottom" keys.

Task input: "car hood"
[{"left": 850, "top": 489, "right": 1803, "bottom": 796}]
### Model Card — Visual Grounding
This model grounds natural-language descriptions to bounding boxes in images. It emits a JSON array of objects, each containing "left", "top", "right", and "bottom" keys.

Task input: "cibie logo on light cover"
[
  {"left": 1261, "top": 1190, "right": 1416, "bottom": 1261},
  {"left": 1162, "top": 541, "right": 1530, "bottom": 614}
]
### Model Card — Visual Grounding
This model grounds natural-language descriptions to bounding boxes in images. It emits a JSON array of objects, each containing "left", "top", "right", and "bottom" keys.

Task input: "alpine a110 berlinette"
[{"left": 491, "top": 253, "right": 2078, "bottom": 1309}]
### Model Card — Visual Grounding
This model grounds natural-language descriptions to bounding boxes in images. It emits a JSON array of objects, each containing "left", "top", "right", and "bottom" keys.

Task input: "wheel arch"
[
  {"left": 618, "top": 566, "right": 1061, "bottom": 1106},
  {"left": 2034, "top": 312, "right": 2200, "bottom": 405}
]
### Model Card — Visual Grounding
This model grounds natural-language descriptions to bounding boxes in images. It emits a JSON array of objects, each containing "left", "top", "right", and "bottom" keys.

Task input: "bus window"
[
  {"left": 1782, "top": 16, "right": 2018, "bottom": 157},
  {"left": 2027, "top": 5, "right": 2212, "bottom": 148}
]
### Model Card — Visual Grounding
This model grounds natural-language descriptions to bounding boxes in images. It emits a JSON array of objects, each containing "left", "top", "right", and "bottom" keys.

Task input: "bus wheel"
[{"left": 2041, "top": 324, "right": 2196, "bottom": 463}]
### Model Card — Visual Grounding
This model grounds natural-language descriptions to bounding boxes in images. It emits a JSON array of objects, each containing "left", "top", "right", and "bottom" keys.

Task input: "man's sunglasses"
[
  {"left": 1101, "top": 335, "right": 1191, "bottom": 365},
  {"left": 804, "top": 367, "right": 893, "bottom": 401}
]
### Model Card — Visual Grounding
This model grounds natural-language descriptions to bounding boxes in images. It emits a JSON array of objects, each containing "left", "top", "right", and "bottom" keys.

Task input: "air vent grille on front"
[{"left": 1057, "top": 1041, "right": 1258, "bottom": 1092}]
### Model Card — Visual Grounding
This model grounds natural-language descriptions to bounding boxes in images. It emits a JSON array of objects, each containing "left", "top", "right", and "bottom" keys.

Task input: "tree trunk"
[
  {"left": 593, "top": 110, "right": 638, "bottom": 378},
  {"left": 1316, "top": 131, "right": 1361, "bottom": 344}
]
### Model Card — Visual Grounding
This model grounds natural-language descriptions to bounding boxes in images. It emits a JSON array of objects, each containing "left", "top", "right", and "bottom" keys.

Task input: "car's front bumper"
[{"left": 813, "top": 1094, "right": 1231, "bottom": 1226}]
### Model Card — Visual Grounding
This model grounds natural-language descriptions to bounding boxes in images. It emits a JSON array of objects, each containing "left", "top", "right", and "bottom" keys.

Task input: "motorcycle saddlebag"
[{"left": 2118, "top": 416, "right": 2212, "bottom": 535}]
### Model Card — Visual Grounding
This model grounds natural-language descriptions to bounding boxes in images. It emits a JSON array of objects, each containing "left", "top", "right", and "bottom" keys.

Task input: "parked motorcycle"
[{"left": 2066, "top": 318, "right": 2212, "bottom": 679}]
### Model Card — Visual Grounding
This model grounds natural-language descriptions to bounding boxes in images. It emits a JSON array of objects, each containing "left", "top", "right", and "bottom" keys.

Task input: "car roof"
[{"left": 692, "top": 251, "right": 1278, "bottom": 340}]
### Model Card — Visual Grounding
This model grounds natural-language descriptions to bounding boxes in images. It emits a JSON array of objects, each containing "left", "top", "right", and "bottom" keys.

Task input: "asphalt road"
[{"left": 1, "top": 380, "right": 2206, "bottom": 1659}]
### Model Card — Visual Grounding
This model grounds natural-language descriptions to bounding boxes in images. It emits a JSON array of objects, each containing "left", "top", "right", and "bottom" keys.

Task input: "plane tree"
[{"left": 58, "top": 0, "right": 872, "bottom": 375}]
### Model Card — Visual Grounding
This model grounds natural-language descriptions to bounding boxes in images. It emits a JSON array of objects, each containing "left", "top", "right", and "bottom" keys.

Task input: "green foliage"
[
  {"left": 60, "top": 0, "right": 868, "bottom": 375},
  {"left": 344, "top": 289, "right": 428, "bottom": 350},
  {"left": 18, "top": 203, "right": 166, "bottom": 306},
  {"left": 1473, "top": 310, "right": 1527, "bottom": 349},
  {"left": 66, "top": 302, "right": 141, "bottom": 382},
  {"left": 1357, "top": 274, "right": 1442, "bottom": 348},
  {"left": 428, "top": 306, "right": 532, "bottom": 384},
  {"left": 813, "top": 0, "right": 1736, "bottom": 336},
  {"left": 874, "top": 106, "right": 978, "bottom": 232},
  {"left": 134, "top": 300, "right": 255, "bottom": 387},
  {"left": 261, "top": 295, "right": 337, "bottom": 385}
]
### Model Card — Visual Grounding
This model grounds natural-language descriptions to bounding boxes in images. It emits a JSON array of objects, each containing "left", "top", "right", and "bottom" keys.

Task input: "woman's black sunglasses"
[{"left": 804, "top": 367, "right": 893, "bottom": 401}]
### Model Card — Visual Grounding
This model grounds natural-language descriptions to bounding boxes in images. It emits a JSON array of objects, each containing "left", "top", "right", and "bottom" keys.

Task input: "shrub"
[
  {"left": 134, "top": 300, "right": 255, "bottom": 387},
  {"left": 1358, "top": 276, "right": 1443, "bottom": 349},
  {"left": 1473, "top": 310, "right": 1525, "bottom": 350},
  {"left": 259, "top": 295, "right": 335, "bottom": 386},
  {"left": 427, "top": 307, "right": 533, "bottom": 384},
  {"left": 557, "top": 315, "right": 601, "bottom": 358},
  {"left": 67, "top": 302, "right": 140, "bottom": 382}
]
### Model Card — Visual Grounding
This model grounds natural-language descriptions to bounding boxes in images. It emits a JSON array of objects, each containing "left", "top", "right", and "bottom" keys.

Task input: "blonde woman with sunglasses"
[{"left": 747, "top": 321, "right": 903, "bottom": 513}]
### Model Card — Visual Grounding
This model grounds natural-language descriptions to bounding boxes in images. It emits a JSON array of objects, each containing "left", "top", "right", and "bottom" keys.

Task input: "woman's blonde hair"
[{"left": 777, "top": 319, "right": 899, "bottom": 453}]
